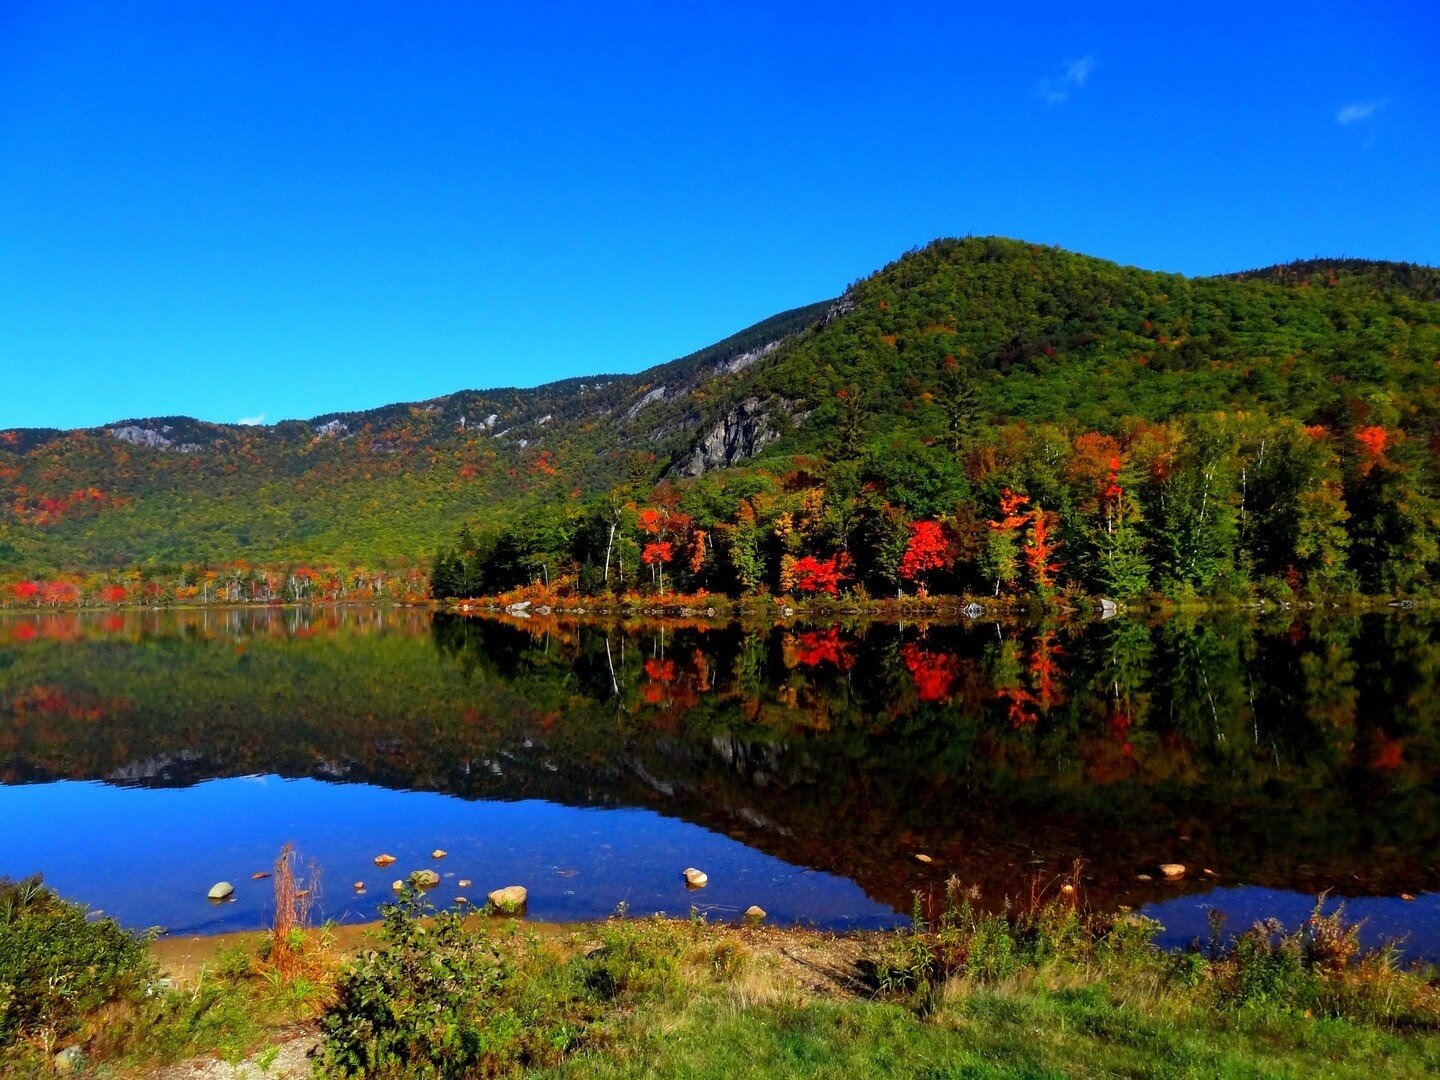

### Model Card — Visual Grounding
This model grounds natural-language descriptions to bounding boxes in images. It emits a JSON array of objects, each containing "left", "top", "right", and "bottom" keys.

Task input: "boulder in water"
[{"left": 487, "top": 885, "right": 528, "bottom": 913}]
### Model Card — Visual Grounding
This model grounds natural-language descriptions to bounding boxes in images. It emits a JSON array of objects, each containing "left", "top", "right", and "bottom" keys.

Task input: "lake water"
[{"left": 2, "top": 606, "right": 1438, "bottom": 959}]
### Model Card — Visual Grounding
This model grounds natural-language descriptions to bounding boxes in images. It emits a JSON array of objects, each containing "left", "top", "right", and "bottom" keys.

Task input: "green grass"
[{"left": 551, "top": 977, "right": 1440, "bottom": 1079}]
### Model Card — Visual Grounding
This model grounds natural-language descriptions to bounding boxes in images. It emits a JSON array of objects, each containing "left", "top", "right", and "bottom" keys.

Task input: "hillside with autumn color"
[{"left": 4, "top": 236, "right": 1440, "bottom": 604}]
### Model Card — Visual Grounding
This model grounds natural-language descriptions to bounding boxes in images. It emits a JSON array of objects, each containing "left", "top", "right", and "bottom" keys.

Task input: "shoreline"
[{"left": 1, "top": 590, "right": 1434, "bottom": 623}]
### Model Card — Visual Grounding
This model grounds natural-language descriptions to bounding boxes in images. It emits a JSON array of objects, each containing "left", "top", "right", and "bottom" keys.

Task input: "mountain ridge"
[{"left": 3, "top": 236, "right": 1439, "bottom": 583}]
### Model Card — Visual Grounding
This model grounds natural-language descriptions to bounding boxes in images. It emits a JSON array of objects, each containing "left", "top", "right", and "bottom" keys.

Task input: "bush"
[
  {"left": 0, "top": 876, "right": 153, "bottom": 1054},
  {"left": 318, "top": 895, "right": 689, "bottom": 1076},
  {"left": 318, "top": 892, "right": 526, "bottom": 1075}
]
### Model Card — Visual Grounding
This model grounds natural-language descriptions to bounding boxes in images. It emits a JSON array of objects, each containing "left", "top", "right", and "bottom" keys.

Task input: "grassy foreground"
[{"left": 4, "top": 876, "right": 1440, "bottom": 1078}]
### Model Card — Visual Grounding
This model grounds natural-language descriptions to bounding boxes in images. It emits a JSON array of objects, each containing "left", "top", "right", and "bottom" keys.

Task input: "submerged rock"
[
  {"left": 487, "top": 885, "right": 528, "bottom": 913},
  {"left": 683, "top": 867, "right": 709, "bottom": 888},
  {"left": 207, "top": 882, "right": 234, "bottom": 901}
]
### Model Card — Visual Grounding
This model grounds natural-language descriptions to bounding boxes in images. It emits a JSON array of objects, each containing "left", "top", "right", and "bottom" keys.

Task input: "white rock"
[
  {"left": 683, "top": 867, "right": 708, "bottom": 888},
  {"left": 207, "top": 882, "right": 234, "bottom": 901}
]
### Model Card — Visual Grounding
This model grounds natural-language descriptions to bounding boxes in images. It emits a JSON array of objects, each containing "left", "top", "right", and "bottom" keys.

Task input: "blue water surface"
[{"left": 0, "top": 776, "right": 902, "bottom": 935}]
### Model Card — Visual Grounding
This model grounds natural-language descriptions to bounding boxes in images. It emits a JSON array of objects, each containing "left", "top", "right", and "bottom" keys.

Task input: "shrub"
[
  {"left": 318, "top": 892, "right": 523, "bottom": 1075},
  {"left": 318, "top": 896, "right": 690, "bottom": 1076},
  {"left": 0, "top": 876, "right": 153, "bottom": 1055}
]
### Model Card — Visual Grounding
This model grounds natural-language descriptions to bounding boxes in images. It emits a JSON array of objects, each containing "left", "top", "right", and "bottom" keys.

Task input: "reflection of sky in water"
[
  {"left": 0, "top": 777, "right": 904, "bottom": 935},
  {"left": 1142, "top": 886, "right": 1440, "bottom": 964}
]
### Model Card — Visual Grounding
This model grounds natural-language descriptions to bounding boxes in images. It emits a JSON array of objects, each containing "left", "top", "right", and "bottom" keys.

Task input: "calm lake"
[{"left": 2, "top": 606, "right": 1438, "bottom": 958}]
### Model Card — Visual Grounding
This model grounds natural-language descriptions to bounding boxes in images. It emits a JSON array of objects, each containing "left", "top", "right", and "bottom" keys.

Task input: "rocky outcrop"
[
  {"left": 107, "top": 425, "right": 202, "bottom": 453},
  {"left": 624, "top": 386, "right": 668, "bottom": 422},
  {"left": 673, "top": 398, "right": 794, "bottom": 477}
]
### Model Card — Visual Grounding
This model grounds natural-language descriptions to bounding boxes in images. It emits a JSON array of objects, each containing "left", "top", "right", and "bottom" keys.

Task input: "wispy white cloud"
[
  {"left": 1036, "top": 56, "right": 1096, "bottom": 104},
  {"left": 237, "top": 412, "right": 266, "bottom": 426},
  {"left": 1336, "top": 99, "right": 1386, "bottom": 125}
]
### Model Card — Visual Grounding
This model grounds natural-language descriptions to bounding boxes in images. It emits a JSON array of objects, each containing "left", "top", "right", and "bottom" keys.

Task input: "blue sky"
[{"left": 1, "top": 1, "right": 1435, "bottom": 430}]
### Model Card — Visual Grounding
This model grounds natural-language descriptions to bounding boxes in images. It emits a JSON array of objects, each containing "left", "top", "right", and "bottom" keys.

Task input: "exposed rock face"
[
  {"left": 819, "top": 291, "right": 857, "bottom": 327},
  {"left": 625, "top": 386, "right": 668, "bottom": 422},
  {"left": 108, "top": 425, "right": 202, "bottom": 452},
  {"left": 719, "top": 340, "right": 781, "bottom": 376},
  {"left": 674, "top": 398, "right": 789, "bottom": 477}
]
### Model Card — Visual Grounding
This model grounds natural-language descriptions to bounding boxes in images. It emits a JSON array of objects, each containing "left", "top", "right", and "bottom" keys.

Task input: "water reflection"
[{"left": 1, "top": 607, "right": 1438, "bottom": 948}]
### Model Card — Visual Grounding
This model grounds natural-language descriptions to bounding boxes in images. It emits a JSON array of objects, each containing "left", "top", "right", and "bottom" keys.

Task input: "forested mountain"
[{"left": 4, "top": 237, "right": 1439, "bottom": 602}]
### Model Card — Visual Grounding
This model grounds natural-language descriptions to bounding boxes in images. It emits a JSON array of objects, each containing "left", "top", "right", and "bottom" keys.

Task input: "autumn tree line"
[{"left": 430, "top": 406, "right": 1439, "bottom": 605}]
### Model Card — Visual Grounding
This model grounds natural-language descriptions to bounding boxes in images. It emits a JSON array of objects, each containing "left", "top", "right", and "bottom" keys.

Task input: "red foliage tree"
[
  {"left": 1024, "top": 506, "right": 1062, "bottom": 593},
  {"left": 1354, "top": 425, "right": 1391, "bottom": 475},
  {"left": 791, "top": 553, "right": 851, "bottom": 597},
  {"left": 898, "top": 520, "right": 949, "bottom": 595}
]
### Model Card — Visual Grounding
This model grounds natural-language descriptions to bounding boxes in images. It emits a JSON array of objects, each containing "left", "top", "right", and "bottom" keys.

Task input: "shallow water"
[{"left": 1, "top": 606, "right": 1437, "bottom": 956}]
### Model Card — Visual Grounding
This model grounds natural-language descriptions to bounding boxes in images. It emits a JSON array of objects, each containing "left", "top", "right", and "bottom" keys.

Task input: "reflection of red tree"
[
  {"left": 1370, "top": 731, "right": 1404, "bottom": 771},
  {"left": 10, "top": 685, "right": 112, "bottom": 723},
  {"left": 901, "top": 642, "right": 961, "bottom": 702},
  {"left": 996, "top": 682, "right": 1037, "bottom": 726},
  {"left": 995, "top": 630, "right": 1066, "bottom": 726},
  {"left": 795, "top": 628, "right": 855, "bottom": 670},
  {"left": 1030, "top": 629, "right": 1064, "bottom": 712}
]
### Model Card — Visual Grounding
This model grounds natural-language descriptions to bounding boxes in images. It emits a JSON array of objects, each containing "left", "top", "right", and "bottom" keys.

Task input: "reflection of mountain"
[{"left": 2, "top": 608, "right": 1439, "bottom": 914}]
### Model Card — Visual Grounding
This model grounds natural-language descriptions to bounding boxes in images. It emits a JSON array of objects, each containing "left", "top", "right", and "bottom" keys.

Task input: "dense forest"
[
  {"left": 4, "top": 237, "right": 1440, "bottom": 605},
  {"left": 434, "top": 239, "right": 1440, "bottom": 603}
]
